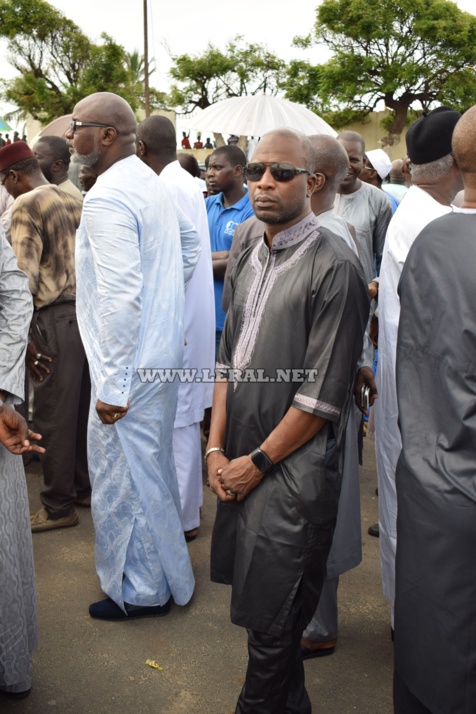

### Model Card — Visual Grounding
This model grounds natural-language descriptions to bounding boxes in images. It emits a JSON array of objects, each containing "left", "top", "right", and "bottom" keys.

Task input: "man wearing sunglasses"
[
  {"left": 221, "top": 136, "right": 376, "bottom": 663},
  {"left": 207, "top": 128, "right": 370, "bottom": 713}
]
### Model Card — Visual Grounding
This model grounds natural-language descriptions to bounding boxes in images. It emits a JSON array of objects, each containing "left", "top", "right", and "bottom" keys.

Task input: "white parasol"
[{"left": 184, "top": 94, "right": 336, "bottom": 137}]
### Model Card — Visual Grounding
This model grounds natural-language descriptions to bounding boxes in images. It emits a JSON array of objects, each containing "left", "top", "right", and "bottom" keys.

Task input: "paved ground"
[{"left": 4, "top": 438, "right": 393, "bottom": 714}]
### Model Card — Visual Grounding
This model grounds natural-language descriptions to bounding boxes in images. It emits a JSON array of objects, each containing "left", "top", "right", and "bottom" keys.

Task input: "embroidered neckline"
[{"left": 271, "top": 213, "right": 318, "bottom": 251}]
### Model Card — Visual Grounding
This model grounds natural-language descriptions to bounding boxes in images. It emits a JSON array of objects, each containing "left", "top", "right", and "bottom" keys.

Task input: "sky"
[{"left": 1, "top": 0, "right": 474, "bottom": 132}]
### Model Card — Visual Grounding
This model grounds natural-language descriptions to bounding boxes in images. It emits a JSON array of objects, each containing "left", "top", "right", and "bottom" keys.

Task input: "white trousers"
[{"left": 173, "top": 422, "right": 203, "bottom": 531}]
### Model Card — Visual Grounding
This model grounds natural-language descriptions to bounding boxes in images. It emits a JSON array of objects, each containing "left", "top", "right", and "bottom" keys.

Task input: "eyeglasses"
[
  {"left": 69, "top": 120, "right": 117, "bottom": 133},
  {"left": 0, "top": 170, "right": 11, "bottom": 186},
  {"left": 246, "top": 162, "right": 311, "bottom": 182}
]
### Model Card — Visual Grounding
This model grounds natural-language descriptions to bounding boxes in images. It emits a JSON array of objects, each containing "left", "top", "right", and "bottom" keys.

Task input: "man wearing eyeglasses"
[
  {"left": 66, "top": 92, "right": 199, "bottom": 621},
  {"left": 0, "top": 141, "right": 89, "bottom": 534},
  {"left": 207, "top": 128, "right": 370, "bottom": 713}
]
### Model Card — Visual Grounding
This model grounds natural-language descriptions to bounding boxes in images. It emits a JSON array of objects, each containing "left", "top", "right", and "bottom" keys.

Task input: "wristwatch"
[{"left": 250, "top": 447, "right": 274, "bottom": 473}]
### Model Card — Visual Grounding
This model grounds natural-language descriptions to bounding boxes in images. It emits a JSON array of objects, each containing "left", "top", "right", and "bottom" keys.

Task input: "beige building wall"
[{"left": 343, "top": 111, "right": 409, "bottom": 160}]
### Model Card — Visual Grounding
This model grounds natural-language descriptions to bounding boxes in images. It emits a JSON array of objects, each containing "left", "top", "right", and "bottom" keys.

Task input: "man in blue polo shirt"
[{"left": 206, "top": 145, "right": 254, "bottom": 357}]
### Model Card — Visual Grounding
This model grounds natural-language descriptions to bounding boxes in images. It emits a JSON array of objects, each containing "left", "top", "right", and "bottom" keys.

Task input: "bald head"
[
  {"left": 309, "top": 135, "right": 349, "bottom": 186},
  {"left": 389, "top": 160, "right": 405, "bottom": 184},
  {"left": 178, "top": 152, "right": 200, "bottom": 178},
  {"left": 253, "top": 129, "right": 315, "bottom": 171},
  {"left": 137, "top": 115, "right": 177, "bottom": 156},
  {"left": 76, "top": 92, "right": 137, "bottom": 135},
  {"left": 248, "top": 129, "right": 317, "bottom": 243},
  {"left": 68, "top": 92, "right": 137, "bottom": 174},
  {"left": 452, "top": 106, "right": 476, "bottom": 180}
]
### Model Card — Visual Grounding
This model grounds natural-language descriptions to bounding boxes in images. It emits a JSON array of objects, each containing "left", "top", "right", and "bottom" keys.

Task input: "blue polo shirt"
[{"left": 206, "top": 190, "right": 254, "bottom": 331}]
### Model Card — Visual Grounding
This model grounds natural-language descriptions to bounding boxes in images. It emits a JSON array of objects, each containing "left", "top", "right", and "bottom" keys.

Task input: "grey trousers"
[
  {"left": 302, "top": 576, "right": 339, "bottom": 642},
  {"left": 31, "top": 302, "right": 91, "bottom": 518}
]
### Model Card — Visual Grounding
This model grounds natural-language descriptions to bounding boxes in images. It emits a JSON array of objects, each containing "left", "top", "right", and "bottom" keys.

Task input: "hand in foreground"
[
  {"left": 0, "top": 403, "right": 45, "bottom": 455},
  {"left": 368, "top": 281, "right": 379, "bottom": 301},
  {"left": 26, "top": 339, "right": 52, "bottom": 382},
  {"left": 217, "top": 455, "right": 264, "bottom": 503},
  {"left": 354, "top": 366, "right": 378, "bottom": 415},
  {"left": 96, "top": 400, "right": 129, "bottom": 425},
  {"left": 206, "top": 451, "right": 233, "bottom": 502}
]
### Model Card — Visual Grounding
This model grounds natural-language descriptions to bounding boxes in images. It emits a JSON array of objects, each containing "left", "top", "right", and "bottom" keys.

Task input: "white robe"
[
  {"left": 161, "top": 161, "right": 215, "bottom": 532},
  {"left": 76, "top": 155, "right": 200, "bottom": 610},
  {"left": 375, "top": 186, "right": 452, "bottom": 614}
]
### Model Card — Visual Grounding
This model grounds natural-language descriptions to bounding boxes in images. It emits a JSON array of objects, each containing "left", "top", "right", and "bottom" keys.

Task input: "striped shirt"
[{"left": 11, "top": 184, "right": 82, "bottom": 309}]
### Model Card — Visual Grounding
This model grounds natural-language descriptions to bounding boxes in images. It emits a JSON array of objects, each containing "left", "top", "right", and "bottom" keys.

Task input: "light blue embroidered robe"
[{"left": 75, "top": 155, "right": 197, "bottom": 610}]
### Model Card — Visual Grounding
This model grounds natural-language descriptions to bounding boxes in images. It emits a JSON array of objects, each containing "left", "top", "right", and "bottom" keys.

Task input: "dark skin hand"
[
  {"left": 207, "top": 450, "right": 235, "bottom": 503},
  {"left": 354, "top": 366, "right": 378, "bottom": 416},
  {"left": 215, "top": 453, "right": 264, "bottom": 502},
  {"left": 207, "top": 381, "right": 326, "bottom": 502},
  {"left": 26, "top": 338, "right": 52, "bottom": 381},
  {"left": 212, "top": 250, "right": 229, "bottom": 280},
  {"left": 96, "top": 399, "right": 129, "bottom": 425},
  {"left": 368, "top": 281, "right": 379, "bottom": 300},
  {"left": 0, "top": 402, "right": 45, "bottom": 455}
]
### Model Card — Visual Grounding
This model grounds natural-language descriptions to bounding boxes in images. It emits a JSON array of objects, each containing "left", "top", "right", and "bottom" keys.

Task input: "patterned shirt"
[{"left": 11, "top": 184, "right": 82, "bottom": 309}]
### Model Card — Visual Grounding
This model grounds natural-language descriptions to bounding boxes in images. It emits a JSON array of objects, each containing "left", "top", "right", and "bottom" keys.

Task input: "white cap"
[{"left": 366, "top": 149, "right": 392, "bottom": 180}]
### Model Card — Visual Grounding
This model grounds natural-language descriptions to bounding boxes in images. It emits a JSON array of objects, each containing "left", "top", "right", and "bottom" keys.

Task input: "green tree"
[
  {"left": 284, "top": 0, "right": 476, "bottom": 143},
  {"left": 0, "top": 0, "right": 166, "bottom": 122},
  {"left": 168, "top": 35, "right": 286, "bottom": 113},
  {"left": 125, "top": 50, "right": 168, "bottom": 111}
]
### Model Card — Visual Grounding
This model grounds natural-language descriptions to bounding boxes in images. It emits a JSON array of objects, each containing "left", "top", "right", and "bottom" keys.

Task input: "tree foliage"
[
  {"left": 168, "top": 36, "right": 286, "bottom": 113},
  {"left": 0, "top": 0, "right": 166, "bottom": 122},
  {"left": 284, "top": 0, "right": 476, "bottom": 142}
]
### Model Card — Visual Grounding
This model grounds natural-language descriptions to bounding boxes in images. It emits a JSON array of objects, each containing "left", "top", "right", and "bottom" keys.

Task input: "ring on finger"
[
  {"left": 113, "top": 412, "right": 120, "bottom": 420},
  {"left": 225, "top": 488, "right": 236, "bottom": 497},
  {"left": 34, "top": 360, "right": 39, "bottom": 366},
  {"left": 36, "top": 353, "right": 42, "bottom": 359}
]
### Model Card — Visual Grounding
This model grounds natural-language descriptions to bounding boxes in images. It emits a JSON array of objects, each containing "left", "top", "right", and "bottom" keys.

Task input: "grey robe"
[
  {"left": 210, "top": 213, "right": 369, "bottom": 636},
  {"left": 0, "top": 230, "right": 38, "bottom": 693},
  {"left": 395, "top": 211, "right": 476, "bottom": 712}
]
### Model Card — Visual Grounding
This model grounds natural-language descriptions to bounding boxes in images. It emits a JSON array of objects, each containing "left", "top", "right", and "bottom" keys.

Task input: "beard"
[
  {"left": 71, "top": 136, "right": 101, "bottom": 168},
  {"left": 252, "top": 199, "right": 308, "bottom": 225}
]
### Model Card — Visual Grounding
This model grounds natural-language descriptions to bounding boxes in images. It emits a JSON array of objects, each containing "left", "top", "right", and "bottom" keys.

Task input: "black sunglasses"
[
  {"left": 246, "top": 162, "right": 311, "bottom": 182},
  {"left": 69, "top": 120, "right": 117, "bottom": 133}
]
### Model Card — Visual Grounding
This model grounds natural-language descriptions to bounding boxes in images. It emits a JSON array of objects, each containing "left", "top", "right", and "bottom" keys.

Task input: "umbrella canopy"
[
  {"left": 0, "top": 117, "right": 12, "bottom": 132},
  {"left": 185, "top": 94, "right": 336, "bottom": 137},
  {"left": 30, "top": 114, "right": 72, "bottom": 146}
]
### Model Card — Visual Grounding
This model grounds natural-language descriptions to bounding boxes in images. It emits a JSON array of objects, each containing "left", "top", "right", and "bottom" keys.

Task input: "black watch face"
[{"left": 252, "top": 449, "right": 271, "bottom": 472}]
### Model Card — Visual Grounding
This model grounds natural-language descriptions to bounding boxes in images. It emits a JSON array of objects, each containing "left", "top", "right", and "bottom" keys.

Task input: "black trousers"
[
  {"left": 235, "top": 523, "right": 334, "bottom": 714},
  {"left": 31, "top": 302, "right": 91, "bottom": 518},
  {"left": 394, "top": 670, "right": 433, "bottom": 714}
]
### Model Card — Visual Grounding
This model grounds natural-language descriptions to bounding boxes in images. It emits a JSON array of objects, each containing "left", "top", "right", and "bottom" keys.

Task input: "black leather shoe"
[
  {"left": 89, "top": 597, "right": 171, "bottom": 620},
  {"left": 0, "top": 687, "right": 32, "bottom": 699},
  {"left": 368, "top": 523, "right": 379, "bottom": 537}
]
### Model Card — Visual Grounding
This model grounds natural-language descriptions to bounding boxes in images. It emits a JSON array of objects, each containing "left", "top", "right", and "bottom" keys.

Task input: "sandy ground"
[{"left": 4, "top": 438, "right": 393, "bottom": 714}]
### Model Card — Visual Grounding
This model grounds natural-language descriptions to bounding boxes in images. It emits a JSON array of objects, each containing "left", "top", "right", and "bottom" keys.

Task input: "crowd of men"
[{"left": 0, "top": 93, "right": 474, "bottom": 713}]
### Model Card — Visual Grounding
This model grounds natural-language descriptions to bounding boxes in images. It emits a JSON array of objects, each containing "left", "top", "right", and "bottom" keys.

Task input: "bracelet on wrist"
[{"left": 204, "top": 446, "right": 226, "bottom": 461}]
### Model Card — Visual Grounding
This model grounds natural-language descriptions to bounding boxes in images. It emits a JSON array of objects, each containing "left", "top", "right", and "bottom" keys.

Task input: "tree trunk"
[
  {"left": 381, "top": 101, "right": 410, "bottom": 148},
  {"left": 387, "top": 103, "right": 410, "bottom": 135}
]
